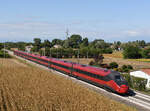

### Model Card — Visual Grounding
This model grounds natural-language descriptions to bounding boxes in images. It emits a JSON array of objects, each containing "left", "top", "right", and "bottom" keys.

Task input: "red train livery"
[{"left": 14, "top": 50, "right": 129, "bottom": 94}]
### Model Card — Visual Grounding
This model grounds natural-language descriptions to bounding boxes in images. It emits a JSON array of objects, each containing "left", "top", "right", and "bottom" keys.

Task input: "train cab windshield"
[
  {"left": 115, "top": 75, "right": 124, "bottom": 81},
  {"left": 114, "top": 75, "right": 128, "bottom": 86}
]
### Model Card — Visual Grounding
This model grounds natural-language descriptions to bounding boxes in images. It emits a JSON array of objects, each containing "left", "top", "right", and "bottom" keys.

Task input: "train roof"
[{"left": 15, "top": 50, "right": 111, "bottom": 76}]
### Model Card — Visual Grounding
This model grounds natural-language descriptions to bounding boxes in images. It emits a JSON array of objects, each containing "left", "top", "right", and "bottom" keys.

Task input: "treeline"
[
  {"left": 2, "top": 34, "right": 150, "bottom": 59},
  {"left": 4, "top": 34, "right": 113, "bottom": 58},
  {"left": 39, "top": 47, "right": 112, "bottom": 58},
  {"left": 32, "top": 35, "right": 113, "bottom": 57},
  {"left": 123, "top": 45, "right": 150, "bottom": 59}
]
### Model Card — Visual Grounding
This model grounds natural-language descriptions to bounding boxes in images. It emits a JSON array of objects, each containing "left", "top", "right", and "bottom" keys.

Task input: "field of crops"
[
  {"left": 103, "top": 51, "right": 123, "bottom": 58},
  {"left": 129, "top": 59, "right": 150, "bottom": 62},
  {"left": 0, "top": 59, "right": 136, "bottom": 111}
]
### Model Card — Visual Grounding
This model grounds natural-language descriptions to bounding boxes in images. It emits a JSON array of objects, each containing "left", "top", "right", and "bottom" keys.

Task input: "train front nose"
[{"left": 119, "top": 85, "right": 129, "bottom": 93}]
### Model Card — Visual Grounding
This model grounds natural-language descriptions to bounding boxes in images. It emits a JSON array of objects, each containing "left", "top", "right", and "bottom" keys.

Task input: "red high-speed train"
[{"left": 14, "top": 50, "right": 129, "bottom": 94}]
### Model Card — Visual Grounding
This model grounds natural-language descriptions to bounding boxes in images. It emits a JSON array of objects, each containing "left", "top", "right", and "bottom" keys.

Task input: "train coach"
[{"left": 14, "top": 50, "right": 129, "bottom": 94}]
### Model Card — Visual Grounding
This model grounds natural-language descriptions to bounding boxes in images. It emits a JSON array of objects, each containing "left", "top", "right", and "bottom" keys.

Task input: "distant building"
[
  {"left": 53, "top": 45, "right": 62, "bottom": 48},
  {"left": 130, "top": 69, "right": 150, "bottom": 88},
  {"left": 25, "top": 45, "right": 33, "bottom": 53}
]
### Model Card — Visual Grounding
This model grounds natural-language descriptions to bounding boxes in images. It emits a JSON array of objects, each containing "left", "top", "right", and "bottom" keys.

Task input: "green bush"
[
  {"left": 109, "top": 62, "right": 118, "bottom": 69},
  {"left": 121, "top": 74, "right": 147, "bottom": 91},
  {"left": 121, "top": 65, "right": 133, "bottom": 72},
  {"left": 121, "top": 65, "right": 129, "bottom": 72},
  {"left": 102, "top": 48, "right": 113, "bottom": 54},
  {"left": 0, "top": 50, "right": 11, "bottom": 58},
  {"left": 89, "top": 61, "right": 95, "bottom": 65},
  {"left": 127, "top": 65, "right": 133, "bottom": 70}
]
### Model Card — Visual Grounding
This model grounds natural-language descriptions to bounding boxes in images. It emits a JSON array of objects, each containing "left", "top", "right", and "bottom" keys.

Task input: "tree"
[
  {"left": 121, "top": 65, "right": 129, "bottom": 72},
  {"left": 141, "top": 48, "right": 150, "bottom": 58},
  {"left": 0, "top": 43, "right": 4, "bottom": 50},
  {"left": 33, "top": 38, "right": 41, "bottom": 52},
  {"left": 127, "top": 65, "right": 133, "bottom": 70},
  {"left": 63, "top": 39, "right": 70, "bottom": 48},
  {"left": 43, "top": 39, "right": 51, "bottom": 48},
  {"left": 89, "top": 48, "right": 101, "bottom": 58},
  {"left": 138, "top": 40, "right": 146, "bottom": 48},
  {"left": 89, "top": 39, "right": 110, "bottom": 49},
  {"left": 69, "top": 34, "right": 82, "bottom": 48},
  {"left": 80, "top": 47, "right": 89, "bottom": 58},
  {"left": 16, "top": 42, "right": 26, "bottom": 51},
  {"left": 109, "top": 62, "right": 118, "bottom": 69},
  {"left": 52, "top": 39, "right": 63, "bottom": 46},
  {"left": 34, "top": 38, "right": 41, "bottom": 46},
  {"left": 80, "top": 37, "right": 88, "bottom": 48},
  {"left": 94, "top": 53, "right": 104, "bottom": 65},
  {"left": 123, "top": 45, "right": 142, "bottom": 59}
]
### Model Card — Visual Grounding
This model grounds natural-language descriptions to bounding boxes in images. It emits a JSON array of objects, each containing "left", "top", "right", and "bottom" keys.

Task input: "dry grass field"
[
  {"left": 64, "top": 57, "right": 150, "bottom": 70},
  {"left": 103, "top": 51, "right": 123, "bottom": 58},
  {"left": 103, "top": 51, "right": 150, "bottom": 69},
  {"left": 63, "top": 51, "right": 150, "bottom": 70},
  {"left": 0, "top": 58, "right": 137, "bottom": 111}
]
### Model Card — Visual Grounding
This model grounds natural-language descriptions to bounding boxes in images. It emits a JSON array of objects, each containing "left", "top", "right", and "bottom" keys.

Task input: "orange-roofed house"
[{"left": 130, "top": 69, "right": 150, "bottom": 88}]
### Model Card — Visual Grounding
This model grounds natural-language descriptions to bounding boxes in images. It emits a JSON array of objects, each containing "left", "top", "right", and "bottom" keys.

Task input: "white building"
[
  {"left": 25, "top": 45, "right": 33, "bottom": 53},
  {"left": 130, "top": 69, "right": 150, "bottom": 88},
  {"left": 53, "top": 45, "right": 62, "bottom": 48}
]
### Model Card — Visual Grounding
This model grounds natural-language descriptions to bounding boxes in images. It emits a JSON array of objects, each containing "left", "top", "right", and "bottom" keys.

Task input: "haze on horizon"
[{"left": 1, "top": 0, "right": 150, "bottom": 42}]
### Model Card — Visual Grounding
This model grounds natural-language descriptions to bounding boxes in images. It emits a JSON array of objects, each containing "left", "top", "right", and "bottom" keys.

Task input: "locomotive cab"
[
  {"left": 110, "top": 71, "right": 129, "bottom": 93},
  {"left": 115, "top": 75, "right": 128, "bottom": 86}
]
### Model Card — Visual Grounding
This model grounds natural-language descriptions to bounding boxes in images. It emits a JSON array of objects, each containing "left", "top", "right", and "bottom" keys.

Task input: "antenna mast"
[{"left": 66, "top": 28, "right": 69, "bottom": 39}]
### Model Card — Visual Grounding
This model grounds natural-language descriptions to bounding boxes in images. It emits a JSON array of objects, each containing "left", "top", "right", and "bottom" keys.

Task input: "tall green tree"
[
  {"left": 63, "top": 39, "right": 70, "bottom": 48},
  {"left": 43, "top": 39, "right": 51, "bottom": 48},
  {"left": 17, "top": 42, "right": 26, "bottom": 51},
  {"left": 123, "top": 45, "right": 142, "bottom": 59},
  {"left": 80, "top": 37, "right": 88, "bottom": 48},
  {"left": 52, "top": 39, "right": 63, "bottom": 46},
  {"left": 33, "top": 38, "right": 41, "bottom": 52},
  {"left": 89, "top": 39, "right": 110, "bottom": 49},
  {"left": 141, "top": 48, "right": 150, "bottom": 58},
  {"left": 69, "top": 34, "right": 82, "bottom": 48},
  {"left": 0, "top": 43, "right": 4, "bottom": 50}
]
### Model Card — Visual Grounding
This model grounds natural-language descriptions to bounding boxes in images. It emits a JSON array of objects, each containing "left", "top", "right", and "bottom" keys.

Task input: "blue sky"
[{"left": 1, "top": 0, "right": 150, "bottom": 42}]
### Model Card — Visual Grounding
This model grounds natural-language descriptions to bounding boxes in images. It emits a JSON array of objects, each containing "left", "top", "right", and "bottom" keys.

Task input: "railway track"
[{"left": 6, "top": 50, "right": 150, "bottom": 111}]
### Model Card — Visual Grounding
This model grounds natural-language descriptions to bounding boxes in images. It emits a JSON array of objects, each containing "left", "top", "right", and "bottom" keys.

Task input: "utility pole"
[
  {"left": 57, "top": 48, "right": 58, "bottom": 58},
  {"left": 4, "top": 42, "right": 5, "bottom": 59},
  {"left": 48, "top": 48, "right": 51, "bottom": 70},
  {"left": 50, "top": 48, "right": 51, "bottom": 58},
  {"left": 78, "top": 49, "right": 80, "bottom": 64},
  {"left": 87, "top": 51, "right": 88, "bottom": 59}
]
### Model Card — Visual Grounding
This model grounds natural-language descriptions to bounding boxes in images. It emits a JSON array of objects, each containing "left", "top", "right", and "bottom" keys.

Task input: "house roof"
[
  {"left": 130, "top": 71, "right": 149, "bottom": 79},
  {"left": 141, "top": 69, "right": 150, "bottom": 76}
]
